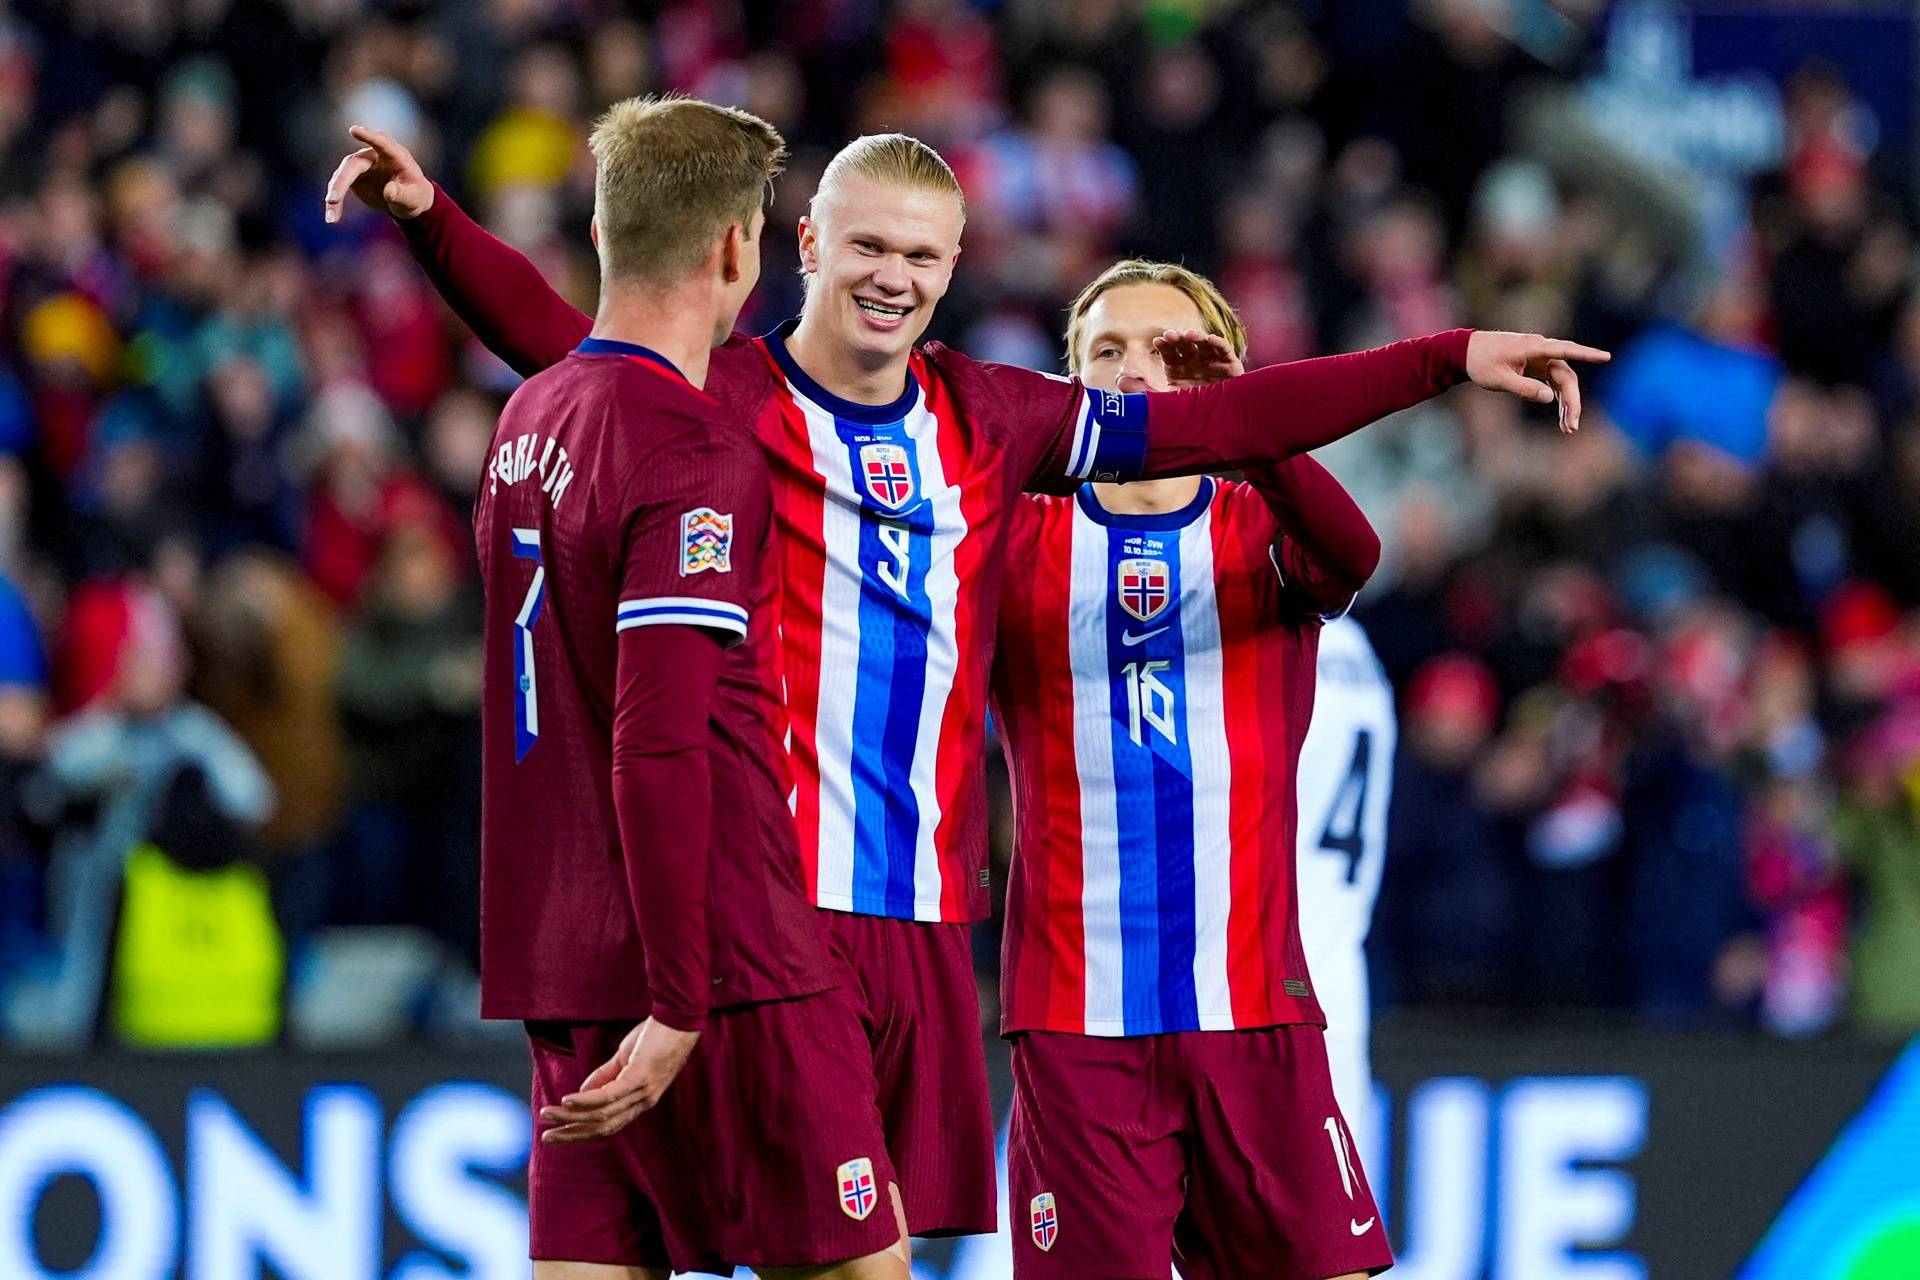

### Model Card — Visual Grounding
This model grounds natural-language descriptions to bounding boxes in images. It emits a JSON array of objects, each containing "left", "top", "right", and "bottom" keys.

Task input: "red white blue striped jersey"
[
  {"left": 709, "top": 324, "right": 1146, "bottom": 922},
  {"left": 992, "top": 478, "right": 1329, "bottom": 1035}
]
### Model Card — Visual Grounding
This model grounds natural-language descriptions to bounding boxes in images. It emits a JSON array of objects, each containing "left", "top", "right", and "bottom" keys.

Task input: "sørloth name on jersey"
[{"left": 488, "top": 429, "right": 576, "bottom": 507}]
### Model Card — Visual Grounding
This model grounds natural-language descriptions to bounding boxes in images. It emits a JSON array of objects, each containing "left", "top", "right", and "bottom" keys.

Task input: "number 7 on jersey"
[{"left": 511, "top": 527, "right": 546, "bottom": 760}]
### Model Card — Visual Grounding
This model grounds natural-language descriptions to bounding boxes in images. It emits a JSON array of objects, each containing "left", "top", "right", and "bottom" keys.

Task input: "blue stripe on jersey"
[
  {"left": 1101, "top": 527, "right": 1199, "bottom": 1033},
  {"left": 838, "top": 416, "right": 936, "bottom": 918}
]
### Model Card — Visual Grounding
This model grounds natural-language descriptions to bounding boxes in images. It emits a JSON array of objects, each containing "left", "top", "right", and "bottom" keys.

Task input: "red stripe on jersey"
[
  {"left": 922, "top": 360, "right": 994, "bottom": 920},
  {"left": 759, "top": 362, "right": 828, "bottom": 897},
  {"left": 1035, "top": 518, "right": 1088, "bottom": 1032},
  {"left": 1214, "top": 505, "right": 1274, "bottom": 1026},
  {"left": 994, "top": 498, "right": 1087, "bottom": 1033}
]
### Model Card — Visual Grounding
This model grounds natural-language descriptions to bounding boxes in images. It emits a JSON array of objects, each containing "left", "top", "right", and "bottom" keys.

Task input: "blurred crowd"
[{"left": 0, "top": 0, "right": 1916, "bottom": 1049}]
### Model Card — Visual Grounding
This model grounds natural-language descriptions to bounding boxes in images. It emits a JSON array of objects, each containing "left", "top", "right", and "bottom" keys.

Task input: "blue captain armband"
[{"left": 1065, "top": 386, "right": 1149, "bottom": 482}]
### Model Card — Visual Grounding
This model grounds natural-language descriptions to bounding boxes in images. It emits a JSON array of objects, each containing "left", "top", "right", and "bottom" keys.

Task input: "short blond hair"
[
  {"left": 1064, "top": 259, "right": 1248, "bottom": 374},
  {"left": 812, "top": 132, "right": 965, "bottom": 220},
  {"left": 589, "top": 95, "right": 786, "bottom": 283}
]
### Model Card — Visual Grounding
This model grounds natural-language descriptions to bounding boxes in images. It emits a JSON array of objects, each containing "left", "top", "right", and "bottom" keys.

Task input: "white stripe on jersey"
[
  {"left": 905, "top": 417, "right": 963, "bottom": 920},
  {"left": 1067, "top": 510, "right": 1126, "bottom": 1032},
  {"left": 802, "top": 397, "right": 864, "bottom": 909},
  {"left": 1176, "top": 510, "right": 1237, "bottom": 1030}
]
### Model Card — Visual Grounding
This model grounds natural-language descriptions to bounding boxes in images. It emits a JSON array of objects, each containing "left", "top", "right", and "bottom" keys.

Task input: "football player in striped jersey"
[{"left": 990, "top": 260, "right": 1390, "bottom": 1279}]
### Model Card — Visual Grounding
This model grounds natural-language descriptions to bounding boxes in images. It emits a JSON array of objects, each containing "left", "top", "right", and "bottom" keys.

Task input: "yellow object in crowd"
[{"left": 111, "top": 844, "right": 284, "bottom": 1049}]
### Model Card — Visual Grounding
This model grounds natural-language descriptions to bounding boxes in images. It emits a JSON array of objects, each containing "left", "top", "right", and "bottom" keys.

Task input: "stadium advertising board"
[{"left": 0, "top": 1030, "right": 1909, "bottom": 1278}]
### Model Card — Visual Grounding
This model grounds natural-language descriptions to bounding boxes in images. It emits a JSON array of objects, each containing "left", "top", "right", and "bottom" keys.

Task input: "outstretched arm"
[
  {"left": 1136, "top": 328, "right": 1608, "bottom": 477},
  {"left": 324, "top": 127, "right": 589, "bottom": 376},
  {"left": 1030, "top": 329, "right": 1610, "bottom": 487}
]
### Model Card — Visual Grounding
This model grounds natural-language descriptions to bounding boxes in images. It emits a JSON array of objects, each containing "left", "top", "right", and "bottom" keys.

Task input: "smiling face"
[
  {"left": 797, "top": 172, "right": 964, "bottom": 368},
  {"left": 1074, "top": 282, "right": 1210, "bottom": 394}
]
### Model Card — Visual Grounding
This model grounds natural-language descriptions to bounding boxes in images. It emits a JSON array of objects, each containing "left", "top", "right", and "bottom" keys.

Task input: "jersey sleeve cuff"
[
  {"left": 1066, "top": 385, "right": 1150, "bottom": 482},
  {"left": 1268, "top": 546, "right": 1358, "bottom": 621},
  {"left": 647, "top": 1003, "right": 708, "bottom": 1033},
  {"left": 616, "top": 597, "right": 750, "bottom": 646}
]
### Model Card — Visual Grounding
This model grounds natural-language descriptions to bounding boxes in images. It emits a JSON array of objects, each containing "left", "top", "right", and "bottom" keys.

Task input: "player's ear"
[
  {"left": 589, "top": 217, "right": 600, "bottom": 252},
  {"left": 719, "top": 222, "right": 745, "bottom": 285},
  {"left": 797, "top": 214, "right": 818, "bottom": 273}
]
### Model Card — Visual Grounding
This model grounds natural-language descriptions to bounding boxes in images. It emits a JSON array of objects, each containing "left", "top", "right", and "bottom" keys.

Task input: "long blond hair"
[{"left": 1064, "top": 259, "right": 1248, "bottom": 374}]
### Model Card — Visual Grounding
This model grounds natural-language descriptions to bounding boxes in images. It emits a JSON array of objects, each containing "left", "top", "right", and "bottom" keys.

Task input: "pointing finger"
[
  {"left": 1536, "top": 339, "right": 1611, "bottom": 365},
  {"left": 348, "top": 125, "right": 398, "bottom": 159}
]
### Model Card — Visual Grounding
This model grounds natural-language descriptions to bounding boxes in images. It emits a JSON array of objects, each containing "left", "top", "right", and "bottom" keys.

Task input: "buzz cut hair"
[
  {"left": 811, "top": 132, "right": 965, "bottom": 221},
  {"left": 588, "top": 94, "right": 787, "bottom": 284},
  {"left": 1064, "top": 259, "right": 1249, "bottom": 375}
]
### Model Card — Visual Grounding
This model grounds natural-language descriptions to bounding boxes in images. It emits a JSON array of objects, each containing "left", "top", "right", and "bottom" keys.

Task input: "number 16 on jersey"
[{"left": 511, "top": 527, "right": 546, "bottom": 761}]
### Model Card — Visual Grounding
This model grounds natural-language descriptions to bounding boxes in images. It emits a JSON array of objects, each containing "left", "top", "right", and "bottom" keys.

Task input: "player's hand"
[
  {"left": 1464, "top": 331, "right": 1611, "bottom": 434},
  {"left": 324, "top": 125, "right": 435, "bottom": 224},
  {"left": 536, "top": 1018, "right": 702, "bottom": 1143},
  {"left": 1154, "top": 328, "right": 1245, "bottom": 388}
]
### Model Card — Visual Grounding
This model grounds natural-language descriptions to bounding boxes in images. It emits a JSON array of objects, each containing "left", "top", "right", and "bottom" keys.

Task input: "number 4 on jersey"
[
  {"left": 1317, "top": 730, "right": 1371, "bottom": 884},
  {"left": 511, "top": 528, "right": 546, "bottom": 761}
]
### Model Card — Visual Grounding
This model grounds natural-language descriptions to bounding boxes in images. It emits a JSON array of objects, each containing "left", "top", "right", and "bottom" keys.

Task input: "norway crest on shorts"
[
  {"left": 1029, "top": 1192, "right": 1058, "bottom": 1251},
  {"left": 1117, "top": 557, "right": 1170, "bottom": 622},
  {"left": 860, "top": 442, "right": 915, "bottom": 510},
  {"left": 679, "top": 507, "right": 733, "bottom": 576},
  {"left": 837, "top": 1157, "right": 877, "bottom": 1221}
]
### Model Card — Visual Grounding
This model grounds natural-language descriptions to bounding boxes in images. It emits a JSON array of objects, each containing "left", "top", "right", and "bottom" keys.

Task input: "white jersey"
[
  {"left": 1297, "top": 616, "right": 1397, "bottom": 961},
  {"left": 1295, "top": 616, "right": 1396, "bottom": 1149}
]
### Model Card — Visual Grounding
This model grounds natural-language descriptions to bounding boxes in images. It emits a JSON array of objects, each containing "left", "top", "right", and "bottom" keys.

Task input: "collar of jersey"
[
  {"left": 761, "top": 318, "right": 921, "bottom": 425},
  {"left": 574, "top": 336, "right": 687, "bottom": 383},
  {"left": 1075, "top": 475, "right": 1215, "bottom": 530}
]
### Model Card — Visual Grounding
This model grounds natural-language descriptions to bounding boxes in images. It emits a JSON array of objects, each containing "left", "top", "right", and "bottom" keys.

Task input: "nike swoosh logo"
[
  {"left": 1350, "top": 1217, "right": 1375, "bottom": 1236},
  {"left": 1120, "top": 626, "right": 1170, "bottom": 647}
]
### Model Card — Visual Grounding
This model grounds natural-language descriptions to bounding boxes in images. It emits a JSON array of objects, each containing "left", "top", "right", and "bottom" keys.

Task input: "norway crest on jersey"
[
  {"left": 1029, "top": 1192, "right": 1059, "bottom": 1252},
  {"left": 1117, "top": 557, "right": 1170, "bottom": 622},
  {"left": 837, "top": 1157, "right": 878, "bottom": 1221},
  {"left": 860, "top": 442, "right": 915, "bottom": 510}
]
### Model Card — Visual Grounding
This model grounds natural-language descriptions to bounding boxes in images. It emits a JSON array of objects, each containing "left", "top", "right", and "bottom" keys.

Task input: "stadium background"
[{"left": 1, "top": 0, "right": 1917, "bottom": 1276}]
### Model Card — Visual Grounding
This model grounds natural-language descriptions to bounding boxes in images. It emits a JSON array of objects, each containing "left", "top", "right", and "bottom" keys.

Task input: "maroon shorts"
[
  {"left": 1007, "top": 1024, "right": 1392, "bottom": 1280},
  {"left": 524, "top": 985, "right": 900, "bottom": 1273},
  {"left": 822, "top": 910, "right": 997, "bottom": 1237}
]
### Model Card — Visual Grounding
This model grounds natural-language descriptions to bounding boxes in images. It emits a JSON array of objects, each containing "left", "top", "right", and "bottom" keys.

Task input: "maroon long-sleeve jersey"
[{"left": 476, "top": 338, "right": 833, "bottom": 1022}]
